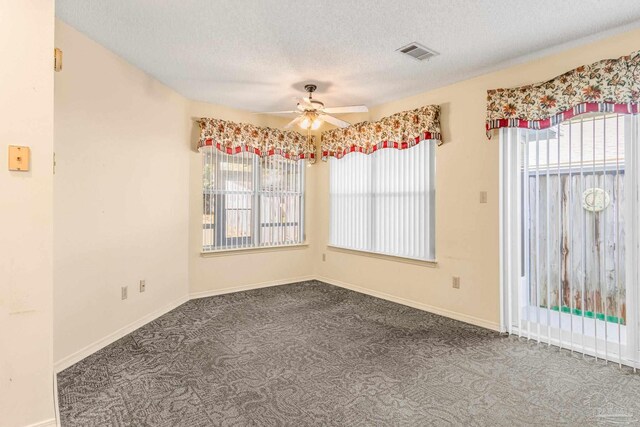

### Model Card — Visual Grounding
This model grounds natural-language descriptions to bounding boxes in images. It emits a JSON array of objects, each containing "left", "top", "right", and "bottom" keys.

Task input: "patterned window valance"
[
  {"left": 198, "top": 118, "right": 316, "bottom": 161},
  {"left": 486, "top": 50, "right": 640, "bottom": 135},
  {"left": 321, "top": 105, "right": 442, "bottom": 160}
]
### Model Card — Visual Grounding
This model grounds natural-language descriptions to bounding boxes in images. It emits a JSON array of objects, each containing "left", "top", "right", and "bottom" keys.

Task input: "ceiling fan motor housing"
[{"left": 309, "top": 100, "right": 324, "bottom": 110}]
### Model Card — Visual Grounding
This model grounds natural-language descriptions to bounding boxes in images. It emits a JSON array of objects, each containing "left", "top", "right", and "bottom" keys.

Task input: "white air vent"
[{"left": 396, "top": 42, "right": 438, "bottom": 61}]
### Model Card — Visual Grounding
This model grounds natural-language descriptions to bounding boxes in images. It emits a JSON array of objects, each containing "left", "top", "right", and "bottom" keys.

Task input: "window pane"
[
  {"left": 202, "top": 148, "right": 254, "bottom": 250},
  {"left": 260, "top": 156, "right": 304, "bottom": 246},
  {"left": 506, "top": 113, "right": 632, "bottom": 360},
  {"left": 329, "top": 141, "right": 435, "bottom": 261},
  {"left": 521, "top": 114, "right": 627, "bottom": 330},
  {"left": 222, "top": 154, "right": 253, "bottom": 243},
  {"left": 202, "top": 148, "right": 217, "bottom": 249},
  {"left": 225, "top": 195, "right": 252, "bottom": 238},
  {"left": 525, "top": 114, "right": 625, "bottom": 169}
]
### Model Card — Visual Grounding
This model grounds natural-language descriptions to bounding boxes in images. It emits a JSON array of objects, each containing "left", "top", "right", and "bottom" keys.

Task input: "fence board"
[{"left": 527, "top": 170, "right": 626, "bottom": 323}]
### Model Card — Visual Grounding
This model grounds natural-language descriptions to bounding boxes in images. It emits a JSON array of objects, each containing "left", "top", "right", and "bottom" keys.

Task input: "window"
[
  {"left": 329, "top": 141, "right": 436, "bottom": 261},
  {"left": 202, "top": 147, "right": 305, "bottom": 251}
]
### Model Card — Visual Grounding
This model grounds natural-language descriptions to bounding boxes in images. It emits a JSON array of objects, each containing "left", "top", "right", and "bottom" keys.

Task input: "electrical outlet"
[
  {"left": 139, "top": 280, "right": 146, "bottom": 293},
  {"left": 322, "top": 253, "right": 326, "bottom": 262},
  {"left": 452, "top": 276, "right": 461, "bottom": 289},
  {"left": 121, "top": 286, "right": 128, "bottom": 300},
  {"left": 479, "top": 191, "right": 488, "bottom": 204}
]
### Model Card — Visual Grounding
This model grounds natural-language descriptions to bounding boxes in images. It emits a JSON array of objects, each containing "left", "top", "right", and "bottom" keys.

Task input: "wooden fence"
[{"left": 527, "top": 169, "right": 626, "bottom": 323}]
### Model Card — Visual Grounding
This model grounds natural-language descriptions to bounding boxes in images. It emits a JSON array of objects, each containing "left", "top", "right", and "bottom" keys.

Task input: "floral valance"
[
  {"left": 486, "top": 50, "right": 640, "bottom": 135},
  {"left": 198, "top": 118, "right": 316, "bottom": 161},
  {"left": 321, "top": 105, "right": 442, "bottom": 160}
]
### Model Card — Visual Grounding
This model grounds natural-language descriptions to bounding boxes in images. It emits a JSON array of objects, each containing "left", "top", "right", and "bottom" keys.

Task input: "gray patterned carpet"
[{"left": 58, "top": 281, "right": 640, "bottom": 426}]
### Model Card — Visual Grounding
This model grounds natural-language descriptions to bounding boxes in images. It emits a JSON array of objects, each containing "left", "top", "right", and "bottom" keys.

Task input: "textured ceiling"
[{"left": 56, "top": 1, "right": 640, "bottom": 112}]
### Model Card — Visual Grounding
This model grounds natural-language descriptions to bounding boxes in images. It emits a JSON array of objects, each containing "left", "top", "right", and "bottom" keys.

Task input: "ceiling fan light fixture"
[
  {"left": 311, "top": 118, "right": 322, "bottom": 130},
  {"left": 299, "top": 117, "right": 311, "bottom": 130}
]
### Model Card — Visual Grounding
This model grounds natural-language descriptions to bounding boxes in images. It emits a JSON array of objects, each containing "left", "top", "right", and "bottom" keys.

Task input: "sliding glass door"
[{"left": 501, "top": 113, "right": 639, "bottom": 367}]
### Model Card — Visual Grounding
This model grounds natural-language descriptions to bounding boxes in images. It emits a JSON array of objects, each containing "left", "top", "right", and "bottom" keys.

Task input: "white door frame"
[
  {"left": 499, "top": 117, "right": 640, "bottom": 368},
  {"left": 499, "top": 128, "right": 522, "bottom": 334}
]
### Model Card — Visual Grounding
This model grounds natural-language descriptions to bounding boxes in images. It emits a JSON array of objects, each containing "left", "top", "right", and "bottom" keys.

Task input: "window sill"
[
  {"left": 201, "top": 243, "right": 309, "bottom": 257},
  {"left": 327, "top": 245, "right": 438, "bottom": 268}
]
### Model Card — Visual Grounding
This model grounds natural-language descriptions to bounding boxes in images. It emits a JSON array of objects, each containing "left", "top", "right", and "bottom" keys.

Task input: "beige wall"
[
  {"left": 315, "top": 28, "right": 640, "bottom": 330},
  {"left": 0, "top": 1, "right": 55, "bottom": 426},
  {"left": 188, "top": 102, "right": 316, "bottom": 295},
  {"left": 54, "top": 21, "right": 191, "bottom": 364}
]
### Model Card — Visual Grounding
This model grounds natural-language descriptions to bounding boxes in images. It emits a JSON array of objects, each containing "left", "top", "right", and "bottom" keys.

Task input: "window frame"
[
  {"left": 500, "top": 113, "right": 640, "bottom": 365},
  {"left": 201, "top": 149, "right": 306, "bottom": 253},
  {"left": 328, "top": 141, "right": 436, "bottom": 262}
]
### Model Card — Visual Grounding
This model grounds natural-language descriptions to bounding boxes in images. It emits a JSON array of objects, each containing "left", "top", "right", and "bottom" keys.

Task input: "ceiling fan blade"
[
  {"left": 320, "top": 114, "right": 351, "bottom": 128},
  {"left": 254, "top": 110, "right": 298, "bottom": 115},
  {"left": 323, "top": 105, "right": 369, "bottom": 114},
  {"left": 284, "top": 116, "right": 304, "bottom": 129},
  {"left": 297, "top": 97, "right": 313, "bottom": 110}
]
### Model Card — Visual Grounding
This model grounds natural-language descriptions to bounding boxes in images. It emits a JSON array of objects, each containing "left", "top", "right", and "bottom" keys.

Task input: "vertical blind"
[
  {"left": 202, "top": 147, "right": 305, "bottom": 251},
  {"left": 329, "top": 140, "right": 436, "bottom": 261},
  {"left": 502, "top": 113, "right": 639, "bottom": 368}
]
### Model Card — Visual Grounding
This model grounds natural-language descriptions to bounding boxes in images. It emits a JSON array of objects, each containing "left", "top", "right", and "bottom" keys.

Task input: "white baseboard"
[
  {"left": 25, "top": 419, "right": 56, "bottom": 427},
  {"left": 54, "top": 294, "right": 189, "bottom": 373},
  {"left": 54, "top": 274, "right": 497, "bottom": 375},
  {"left": 54, "top": 277, "right": 314, "bottom": 373},
  {"left": 189, "top": 275, "right": 316, "bottom": 300},
  {"left": 317, "top": 276, "right": 501, "bottom": 332}
]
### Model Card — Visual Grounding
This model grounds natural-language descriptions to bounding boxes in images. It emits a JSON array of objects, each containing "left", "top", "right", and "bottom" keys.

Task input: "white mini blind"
[
  {"left": 202, "top": 147, "right": 305, "bottom": 251},
  {"left": 329, "top": 141, "right": 436, "bottom": 261}
]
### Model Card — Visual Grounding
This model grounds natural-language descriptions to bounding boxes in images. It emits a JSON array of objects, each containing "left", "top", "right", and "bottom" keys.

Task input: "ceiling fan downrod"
[{"left": 304, "top": 84, "right": 317, "bottom": 98}]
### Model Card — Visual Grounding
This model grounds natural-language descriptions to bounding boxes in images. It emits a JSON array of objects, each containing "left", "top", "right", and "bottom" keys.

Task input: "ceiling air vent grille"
[{"left": 397, "top": 42, "right": 438, "bottom": 61}]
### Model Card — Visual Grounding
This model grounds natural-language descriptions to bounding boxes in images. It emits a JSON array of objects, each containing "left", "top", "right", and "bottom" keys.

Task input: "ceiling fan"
[{"left": 259, "top": 84, "right": 368, "bottom": 130}]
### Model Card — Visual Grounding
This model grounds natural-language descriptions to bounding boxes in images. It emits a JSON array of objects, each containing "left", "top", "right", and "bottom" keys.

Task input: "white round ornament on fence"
[{"left": 582, "top": 188, "right": 610, "bottom": 212}]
